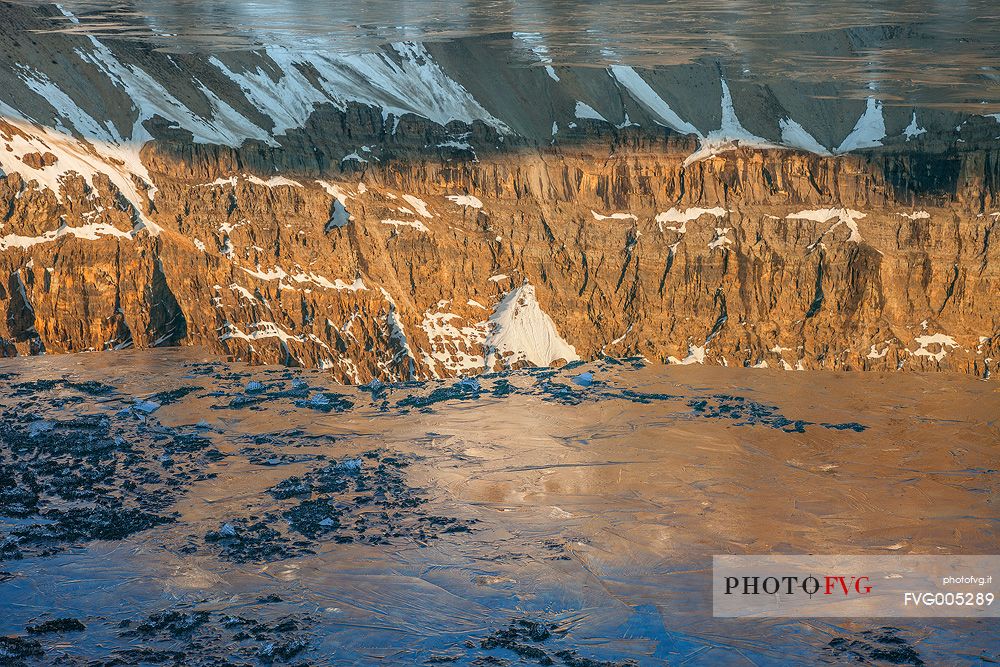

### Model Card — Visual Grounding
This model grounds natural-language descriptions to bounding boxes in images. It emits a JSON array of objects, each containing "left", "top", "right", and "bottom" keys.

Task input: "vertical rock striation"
[{"left": 0, "top": 2, "right": 997, "bottom": 380}]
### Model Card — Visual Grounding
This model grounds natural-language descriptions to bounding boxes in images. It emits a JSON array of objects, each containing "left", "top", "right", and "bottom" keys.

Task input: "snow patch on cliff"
[
  {"left": 246, "top": 175, "right": 303, "bottom": 188},
  {"left": 609, "top": 65, "right": 700, "bottom": 136},
  {"left": 836, "top": 97, "right": 886, "bottom": 152},
  {"left": 867, "top": 343, "right": 890, "bottom": 359},
  {"left": 668, "top": 344, "right": 706, "bottom": 365},
  {"left": 0, "top": 222, "right": 133, "bottom": 251},
  {"left": 514, "top": 32, "right": 561, "bottom": 82},
  {"left": 708, "top": 227, "right": 733, "bottom": 249},
  {"left": 240, "top": 265, "right": 365, "bottom": 291},
  {"left": 228, "top": 283, "right": 258, "bottom": 304},
  {"left": 446, "top": 194, "right": 483, "bottom": 209},
  {"left": 316, "top": 180, "right": 352, "bottom": 203},
  {"left": 913, "top": 333, "right": 958, "bottom": 362},
  {"left": 779, "top": 118, "right": 830, "bottom": 154},
  {"left": 196, "top": 174, "right": 301, "bottom": 188},
  {"left": 233, "top": 42, "right": 512, "bottom": 136},
  {"left": 484, "top": 283, "right": 579, "bottom": 369},
  {"left": 379, "top": 288, "right": 417, "bottom": 380},
  {"left": 655, "top": 207, "right": 726, "bottom": 233},
  {"left": 904, "top": 112, "right": 927, "bottom": 140},
  {"left": 219, "top": 320, "right": 329, "bottom": 349},
  {"left": 420, "top": 308, "right": 487, "bottom": 376},
  {"left": 592, "top": 211, "right": 637, "bottom": 221},
  {"left": 685, "top": 79, "right": 781, "bottom": 165},
  {"left": 788, "top": 208, "right": 866, "bottom": 245},
  {"left": 382, "top": 219, "right": 429, "bottom": 233},
  {"left": 575, "top": 101, "right": 607, "bottom": 122},
  {"left": 401, "top": 194, "right": 433, "bottom": 218}
]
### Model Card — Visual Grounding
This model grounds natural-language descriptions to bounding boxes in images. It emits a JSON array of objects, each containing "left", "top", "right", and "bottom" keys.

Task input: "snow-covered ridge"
[
  {"left": 0, "top": 7, "right": 991, "bottom": 232},
  {"left": 379, "top": 288, "right": 417, "bottom": 380},
  {"left": 0, "top": 20, "right": 509, "bottom": 224},
  {"left": 484, "top": 282, "right": 579, "bottom": 369},
  {"left": 0, "top": 102, "right": 157, "bottom": 232},
  {"left": 211, "top": 42, "right": 511, "bottom": 139}
]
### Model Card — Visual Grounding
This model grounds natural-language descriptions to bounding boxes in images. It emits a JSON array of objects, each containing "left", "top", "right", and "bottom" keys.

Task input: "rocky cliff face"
[{"left": 0, "top": 2, "right": 997, "bottom": 381}]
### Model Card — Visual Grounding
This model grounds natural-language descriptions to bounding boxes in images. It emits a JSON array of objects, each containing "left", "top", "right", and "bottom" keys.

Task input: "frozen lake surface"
[{"left": 0, "top": 348, "right": 996, "bottom": 664}]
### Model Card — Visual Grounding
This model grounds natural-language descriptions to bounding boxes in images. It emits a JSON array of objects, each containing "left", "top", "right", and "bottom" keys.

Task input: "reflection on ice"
[{"left": 0, "top": 348, "right": 996, "bottom": 664}]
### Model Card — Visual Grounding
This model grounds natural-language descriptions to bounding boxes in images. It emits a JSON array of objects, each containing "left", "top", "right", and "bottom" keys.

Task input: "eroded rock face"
[
  {"left": 0, "top": 140, "right": 997, "bottom": 381},
  {"left": 0, "top": 2, "right": 997, "bottom": 381}
]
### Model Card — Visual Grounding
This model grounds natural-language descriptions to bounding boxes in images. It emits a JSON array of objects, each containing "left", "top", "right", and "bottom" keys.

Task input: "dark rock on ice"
[{"left": 26, "top": 617, "right": 86, "bottom": 634}]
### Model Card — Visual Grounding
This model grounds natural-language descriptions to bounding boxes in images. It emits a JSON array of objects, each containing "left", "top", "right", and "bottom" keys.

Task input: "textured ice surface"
[{"left": 0, "top": 349, "right": 993, "bottom": 665}]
